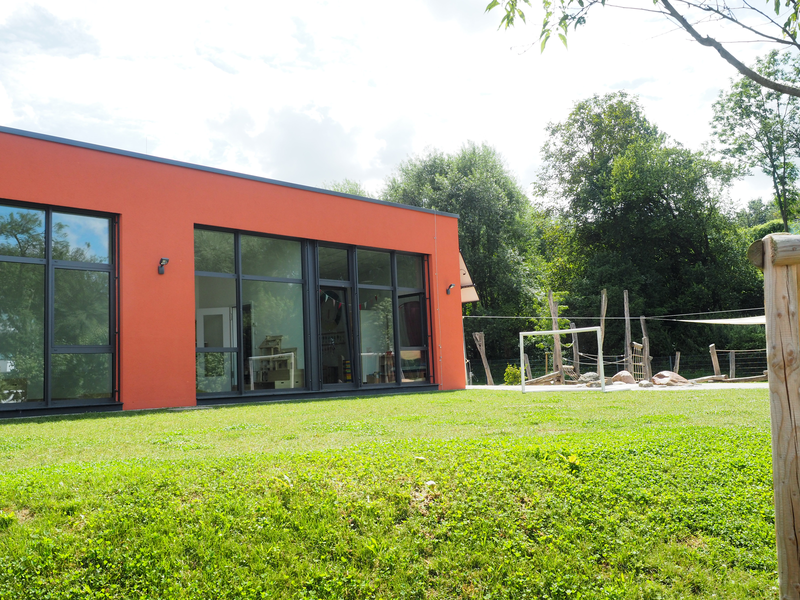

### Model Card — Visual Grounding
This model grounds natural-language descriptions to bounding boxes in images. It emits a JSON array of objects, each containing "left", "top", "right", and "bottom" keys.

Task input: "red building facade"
[{"left": 0, "top": 127, "right": 466, "bottom": 416}]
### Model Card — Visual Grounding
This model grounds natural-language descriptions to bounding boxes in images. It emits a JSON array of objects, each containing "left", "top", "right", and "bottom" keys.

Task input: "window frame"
[{"left": 0, "top": 199, "right": 118, "bottom": 410}]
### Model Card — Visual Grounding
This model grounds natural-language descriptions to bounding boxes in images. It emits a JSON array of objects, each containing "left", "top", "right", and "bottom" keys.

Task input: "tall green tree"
[
  {"left": 538, "top": 92, "right": 763, "bottom": 354},
  {"left": 383, "top": 142, "right": 541, "bottom": 358},
  {"left": 712, "top": 51, "right": 800, "bottom": 232}
]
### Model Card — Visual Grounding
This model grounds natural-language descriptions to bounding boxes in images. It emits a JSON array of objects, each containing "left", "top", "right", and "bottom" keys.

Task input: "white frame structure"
[{"left": 519, "top": 326, "right": 605, "bottom": 393}]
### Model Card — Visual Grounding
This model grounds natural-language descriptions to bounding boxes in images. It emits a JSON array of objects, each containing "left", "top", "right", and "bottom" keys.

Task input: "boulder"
[
  {"left": 612, "top": 370, "right": 635, "bottom": 384},
  {"left": 578, "top": 372, "right": 600, "bottom": 383},
  {"left": 638, "top": 380, "right": 654, "bottom": 388},
  {"left": 652, "top": 371, "right": 689, "bottom": 386}
]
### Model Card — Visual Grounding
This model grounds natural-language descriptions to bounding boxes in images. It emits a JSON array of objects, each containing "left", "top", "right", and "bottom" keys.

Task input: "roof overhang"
[{"left": 459, "top": 253, "right": 479, "bottom": 304}]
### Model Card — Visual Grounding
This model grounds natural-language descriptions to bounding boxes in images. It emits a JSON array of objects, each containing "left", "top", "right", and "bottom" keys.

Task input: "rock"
[
  {"left": 638, "top": 380, "right": 654, "bottom": 388},
  {"left": 586, "top": 380, "right": 602, "bottom": 388},
  {"left": 652, "top": 371, "right": 689, "bottom": 386},
  {"left": 578, "top": 372, "right": 600, "bottom": 383},
  {"left": 612, "top": 370, "right": 635, "bottom": 384}
]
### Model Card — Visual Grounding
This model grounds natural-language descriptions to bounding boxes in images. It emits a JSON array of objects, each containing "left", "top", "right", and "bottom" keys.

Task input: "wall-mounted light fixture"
[
  {"left": 446, "top": 283, "right": 456, "bottom": 295},
  {"left": 158, "top": 257, "right": 169, "bottom": 275}
]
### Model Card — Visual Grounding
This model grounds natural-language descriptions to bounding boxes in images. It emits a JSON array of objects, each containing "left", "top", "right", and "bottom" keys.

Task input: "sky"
[{"left": 0, "top": 0, "right": 778, "bottom": 205}]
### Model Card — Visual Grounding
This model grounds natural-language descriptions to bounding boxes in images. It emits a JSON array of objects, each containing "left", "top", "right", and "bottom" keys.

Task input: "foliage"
[
  {"left": 536, "top": 92, "right": 763, "bottom": 355},
  {"left": 503, "top": 363, "right": 521, "bottom": 385},
  {"left": 0, "top": 388, "right": 776, "bottom": 599},
  {"left": 735, "top": 198, "right": 781, "bottom": 229},
  {"left": 713, "top": 51, "right": 800, "bottom": 231},
  {"left": 324, "top": 178, "right": 371, "bottom": 197},
  {"left": 383, "top": 142, "right": 541, "bottom": 358},
  {"left": 486, "top": 0, "right": 800, "bottom": 97}
]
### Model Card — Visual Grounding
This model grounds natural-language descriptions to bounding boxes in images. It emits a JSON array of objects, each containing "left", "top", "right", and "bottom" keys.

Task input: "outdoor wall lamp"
[
  {"left": 446, "top": 283, "right": 456, "bottom": 295},
  {"left": 158, "top": 257, "right": 169, "bottom": 275}
]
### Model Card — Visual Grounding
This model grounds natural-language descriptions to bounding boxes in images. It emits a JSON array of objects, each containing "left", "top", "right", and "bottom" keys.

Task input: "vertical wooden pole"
[
  {"left": 709, "top": 343, "right": 721, "bottom": 377},
  {"left": 598, "top": 289, "right": 607, "bottom": 373},
  {"left": 761, "top": 234, "right": 800, "bottom": 598},
  {"left": 570, "top": 322, "right": 580, "bottom": 376},
  {"left": 674, "top": 351, "right": 681, "bottom": 375},
  {"left": 548, "top": 291, "right": 563, "bottom": 381},
  {"left": 523, "top": 354, "right": 532, "bottom": 380},
  {"left": 472, "top": 332, "right": 493, "bottom": 386},
  {"left": 640, "top": 316, "right": 652, "bottom": 380},
  {"left": 729, "top": 350, "right": 736, "bottom": 379},
  {"left": 624, "top": 290, "right": 633, "bottom": 373}
]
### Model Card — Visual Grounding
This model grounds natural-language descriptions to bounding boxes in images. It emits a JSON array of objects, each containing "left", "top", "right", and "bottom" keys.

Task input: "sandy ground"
[{"left": 467, "top": 382, "right": 770, "bottom": 393}]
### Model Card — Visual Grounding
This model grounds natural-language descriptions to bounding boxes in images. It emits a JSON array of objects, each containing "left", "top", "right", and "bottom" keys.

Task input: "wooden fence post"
[
  {"left": 599, "top": 289, "right": 607, "bottom": 373},
  {"left": 709, "top": 343, "right": 722, "bottom": 377},
  {"left": 570, "top": 322, "right": 580, "bottom": 377},
  {"left": 750, "top": 233, "right": 800, "bottom": 598},
  {"left": 729, "top": 350, "right": 736, "bottom": 379},
  {"left": 624, "top": 290, "right": 633, "bottom": 373},
  {"left": 640, "top": 316, "right": 652, "bottom": 380},
  {"left": 674, "top": 351, "right": 681, "bottom": 375},
  {"left": 548, "top": 291, "right": 563, "bottom": 382}
]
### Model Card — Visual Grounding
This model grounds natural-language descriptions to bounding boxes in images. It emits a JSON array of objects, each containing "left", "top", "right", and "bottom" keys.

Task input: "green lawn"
[{"left": 0, "top": 389, "right": 777, "bottom": 598}]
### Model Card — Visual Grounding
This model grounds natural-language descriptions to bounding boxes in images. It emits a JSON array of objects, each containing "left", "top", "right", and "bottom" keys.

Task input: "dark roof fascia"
[{"left": 0, "top": 125, "right": 459, "bottom": 219}]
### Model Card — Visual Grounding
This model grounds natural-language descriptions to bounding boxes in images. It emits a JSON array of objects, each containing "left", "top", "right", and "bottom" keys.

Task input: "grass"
[{"left": 0, "top": 388, "right": 778, "bottom": 598}]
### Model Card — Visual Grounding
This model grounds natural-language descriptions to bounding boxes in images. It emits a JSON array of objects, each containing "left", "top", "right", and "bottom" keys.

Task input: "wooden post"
[
  {"left": 548, "top": 291, "right": 563, "bottom": 382},
  {"left": 674, "top": 351, "right": 681, "bottom": 375},
  {"left": 523, "top": 354, "right": 532, "bottom": 380},
  {"left": 472, "top": 332, "right": 493, "bottom": 386},
  {"left": 624, "top": 290, "right": 633, "bottom": 373},
  {"left": 729, "top": 350, "right": 736, "bottom": 379},
  {"left": 640, "top": 316, "right": 652, "bottom": 380},
  {"left": 598, "top": 289, "right": 607, "bottom": 373},
  {"left": 570, "top": 322, "right": 580, "bottom": 376},
  {"left": 709, "top": 343, "right": 721, "bottom": 377},
  {"left": 753, "top": 233, "right": 800, "bottom": 598}
]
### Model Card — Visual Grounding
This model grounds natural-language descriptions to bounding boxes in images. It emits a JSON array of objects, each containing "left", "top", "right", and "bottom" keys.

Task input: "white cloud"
[{"left": 0, "top": 0, "right": 778, "bottom": 205}]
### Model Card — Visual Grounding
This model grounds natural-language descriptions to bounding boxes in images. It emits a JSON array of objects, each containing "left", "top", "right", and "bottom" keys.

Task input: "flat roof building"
[{"left": 0, "top": 126, "right": 466, "bottom": 417}]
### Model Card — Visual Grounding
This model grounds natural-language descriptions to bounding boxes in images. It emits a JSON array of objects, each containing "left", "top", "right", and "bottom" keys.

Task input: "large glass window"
[
  {"left": 359, "top": 288, "right": 395, "bottom": 384},
  {"left": 0, "top": 202, "right": 116, "bottom": 408},
  {"left": 194, "top": 228, "right": 306, "bottom": 395},
  {"left": 194, "top": 229, "right": 430, "bottom": 400}
]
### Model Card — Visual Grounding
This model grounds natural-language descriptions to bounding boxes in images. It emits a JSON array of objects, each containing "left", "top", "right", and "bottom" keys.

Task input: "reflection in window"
[
  {"left": 0, "top": 204, "right": 45, "bottom": 259},
  {"left": 242, "top": 235, "right": 301, "bottom": 279},
  {"left": 54, "top": 270, "right": 110, "bottom": 346},
  {"left": 357, "top": 250, "right": 391, "bottom": 286},
  {"left": 0, "top": 262, "right": 44, "bottom": 402},
  {"left": 400, "top": 350, "right": 428, "bottom": 382},
  {"left": 319, "top": 246, "right": 348, "bottom": 281},
  {"left": 194, "top": 229, "right": 234, "bottom": 274},
  {"left": 196, "top": 352, "right": 238, "bottom": 394},
  {"left": 359, "top": 288, "right": 395, "bottom": 384},
  {"left": 195, "top": 277, "right": 237, "bottom": 348},
  {"left": 243, "top": 281, "right": 305, "bottom": 390},
  {"left": 397, "top": 254, "right": 424, "bottom": 289},
  {"left": 53, "top": 213, "right": 110, "bottom": 263},
  {"left": 51, "top": 353, "right": 112, "bottom": 400}
]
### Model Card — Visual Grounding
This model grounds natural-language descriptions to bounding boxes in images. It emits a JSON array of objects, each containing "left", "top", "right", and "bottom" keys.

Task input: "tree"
[
  {"left": 537, "top": 92, "right": 763, "bottom": 354},
  {"left": 324, "top": 179, "right": 370, "bottom": 197},
  {"left": 712, "top": 51, "right": 800, "bottom": 232},
  {"left": 383, "top": 142, "right": 541, "bottom": 358},
  {"left": 486, "top": 0, "right": 800, "bottom": 96}
]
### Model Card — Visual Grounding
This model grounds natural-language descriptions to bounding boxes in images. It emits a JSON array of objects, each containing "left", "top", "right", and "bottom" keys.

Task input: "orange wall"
[{"left": 0, "top": 131, "right": 466, "bottom": 410}]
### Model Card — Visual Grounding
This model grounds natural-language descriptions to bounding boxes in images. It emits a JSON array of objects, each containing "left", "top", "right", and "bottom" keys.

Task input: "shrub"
[{"left": 504, "top": 363, "right": 521, "bottom": 385}]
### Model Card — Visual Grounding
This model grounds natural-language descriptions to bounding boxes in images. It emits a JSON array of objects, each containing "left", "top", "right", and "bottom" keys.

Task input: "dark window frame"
[{"left": 0, "top": 199, "right": 118, "bottom": 410}]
